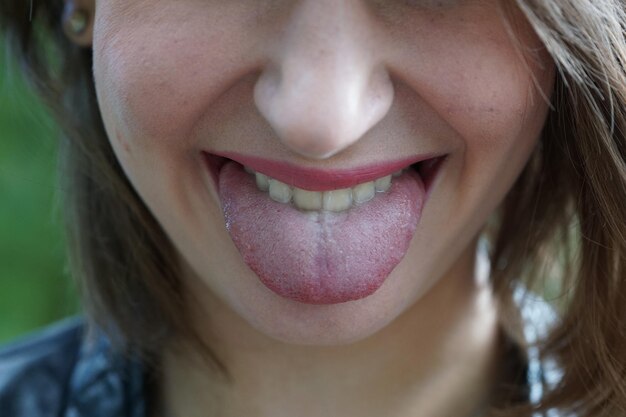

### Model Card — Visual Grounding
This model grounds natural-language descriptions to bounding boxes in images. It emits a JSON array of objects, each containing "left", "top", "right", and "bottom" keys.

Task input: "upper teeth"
[{"left": 246, "top": 166, "right": 404, "bottom": 212}]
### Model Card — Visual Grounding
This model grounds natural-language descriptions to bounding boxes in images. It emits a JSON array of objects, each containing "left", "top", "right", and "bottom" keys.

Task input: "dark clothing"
[
  {"left": 0, "top": 292, "right": 561, "bottom": 417},
  {"left": 0, "top": 317, "right": 145, "bottom": 417}
]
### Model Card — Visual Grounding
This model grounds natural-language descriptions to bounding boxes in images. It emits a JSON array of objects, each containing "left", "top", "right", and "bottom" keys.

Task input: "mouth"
[
  {"left": 202, "top": 150, "right": 446, "bottom": 304},
  {"left": 202, "top": 151, "right": 447, "bottom": 212}
]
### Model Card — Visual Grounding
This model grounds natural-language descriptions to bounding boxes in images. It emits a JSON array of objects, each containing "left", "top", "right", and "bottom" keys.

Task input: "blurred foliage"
[{"left": 0, "top": 39, "right": 79, "bottom": 344}]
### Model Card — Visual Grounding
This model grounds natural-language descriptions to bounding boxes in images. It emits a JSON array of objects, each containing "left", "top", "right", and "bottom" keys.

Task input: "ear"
[{"left": 62, "top": 0, "right": 95, "bottom": 47}]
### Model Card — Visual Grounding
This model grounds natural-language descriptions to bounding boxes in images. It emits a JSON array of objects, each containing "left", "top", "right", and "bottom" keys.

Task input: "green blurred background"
[{"left": 0, "top": 40, "right": 79, "bottom": 344}]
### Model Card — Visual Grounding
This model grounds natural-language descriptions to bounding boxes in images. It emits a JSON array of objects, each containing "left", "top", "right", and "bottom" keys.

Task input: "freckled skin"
[
  {"left": 92, "top": 0, "right": 553, "bottom": 349},
  {"left": 84, "top": 0, "right": 555, "bottom": 415},
  {"left": 93, "top": 3, "right": 553, "bottom": 338}
]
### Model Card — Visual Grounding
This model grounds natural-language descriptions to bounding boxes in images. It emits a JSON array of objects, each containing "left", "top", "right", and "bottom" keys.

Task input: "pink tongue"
[{"left": 219, "top": 162, "right": 424, "bottom": 304}]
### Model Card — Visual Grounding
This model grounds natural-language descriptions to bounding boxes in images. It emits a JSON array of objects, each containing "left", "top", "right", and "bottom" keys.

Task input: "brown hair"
[
  {"left": 1, "top": 1, "right": 625, "bottom": 415},
  {"left": 490, "top": 1, "right": 626, "bottom": 416}
]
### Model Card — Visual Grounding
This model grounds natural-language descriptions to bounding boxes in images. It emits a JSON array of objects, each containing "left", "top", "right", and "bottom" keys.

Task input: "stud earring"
[{"left": 62, "top": 2, "right": 89, "bottom": 37}]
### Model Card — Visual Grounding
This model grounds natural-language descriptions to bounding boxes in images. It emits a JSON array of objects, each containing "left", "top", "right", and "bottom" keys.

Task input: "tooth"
[
  {"left": 392, "top": 170, "right": 403, "bottom": 178},
  {"left": 374, "top": 175, "right": 392, "bottom": 192},
  {"left": 269, "top": 179, "right": 292, "bottom": 203},
  {"left": 244, "top": 165, "right": 255, "bottom": 174},
  {"left": 256, "top": 173, "right": 270, "bottom": 191},
  {"left": 293, "top": 188, "right": 323, "bottom": 211},
  {"left": 323, "top": 188, "right": 352, "bottom": 212},
  {"left": 352, "top": 181, "right": 375, "bottom": 204}
]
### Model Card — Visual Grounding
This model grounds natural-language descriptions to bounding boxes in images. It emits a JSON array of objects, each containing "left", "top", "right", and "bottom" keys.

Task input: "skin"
[{"left": 69, "top": 0, "right": 554, "bottom": 415}]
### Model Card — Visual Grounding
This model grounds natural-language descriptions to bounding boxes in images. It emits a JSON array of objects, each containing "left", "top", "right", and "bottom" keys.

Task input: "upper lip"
[{"left": 205, "top": 151, "right": 443, "bottom": 191}]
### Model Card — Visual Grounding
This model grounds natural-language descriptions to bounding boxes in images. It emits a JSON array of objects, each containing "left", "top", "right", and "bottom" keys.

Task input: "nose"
[{"left": 254, "top": 0, "right": 394, "bottom": 160}]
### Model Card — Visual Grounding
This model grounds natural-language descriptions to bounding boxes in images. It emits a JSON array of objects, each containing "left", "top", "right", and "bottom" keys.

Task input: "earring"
[{"left": 62, "top": 2, "right": 89, "bottom": 36}]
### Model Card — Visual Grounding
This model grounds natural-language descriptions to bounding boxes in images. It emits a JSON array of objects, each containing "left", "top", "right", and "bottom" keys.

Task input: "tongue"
[{"left": 219, "top": 162, "right": 424, "bottom": 304}]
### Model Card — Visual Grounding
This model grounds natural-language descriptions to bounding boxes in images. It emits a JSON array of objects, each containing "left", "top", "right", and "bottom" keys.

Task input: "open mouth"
[
  {"left": 202, "top": 151, "right": 446, "bottom": 212},
  {"left": 412, "top": 156, "right": 446, "bottom": 193},
  {"left": 203, "top": 150, "right": 446, "bottom": 304}
]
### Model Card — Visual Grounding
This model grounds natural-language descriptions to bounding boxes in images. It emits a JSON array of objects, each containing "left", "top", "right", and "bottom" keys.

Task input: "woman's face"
[{"left": 91, "top": 0, "right": 553, "bottom": 345}]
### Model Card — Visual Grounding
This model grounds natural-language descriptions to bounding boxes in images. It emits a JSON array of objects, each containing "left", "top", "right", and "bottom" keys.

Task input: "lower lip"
[{"left": 205, "top": 154, "right": 444, "bottom": 304}]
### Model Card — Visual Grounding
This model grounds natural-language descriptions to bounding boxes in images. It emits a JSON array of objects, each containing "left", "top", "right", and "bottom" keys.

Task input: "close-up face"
[{"left": 91, "top": 0, "right": 554, "bottom": 346}]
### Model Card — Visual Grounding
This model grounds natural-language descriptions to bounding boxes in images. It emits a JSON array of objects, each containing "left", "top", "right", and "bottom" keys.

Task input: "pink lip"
[{"left": 205, "top": 151, "right": 442, "bottom": 192}]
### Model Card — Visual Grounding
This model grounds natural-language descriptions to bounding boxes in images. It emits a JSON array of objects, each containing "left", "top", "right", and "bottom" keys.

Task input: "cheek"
[
  {"left": 390, "top": 12, "right": 555, "bottom": 217},
  {"left": 385, "top": 5, "right": 554, "bottom": 159},
  {"left": 449, "top": 57, "right": 552, "bottom": 210},
  {"left": 427, "top": 43, "right": 546, "bottom": 154},
  {"left": 92, "top": 4, "right": 259, "bottom": 155},
  {"left": 453, "top": 60, "right": 553, "bottom": 219},
  {"left": 454, "top": 43, "right": 554, "bottom": 186}
]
